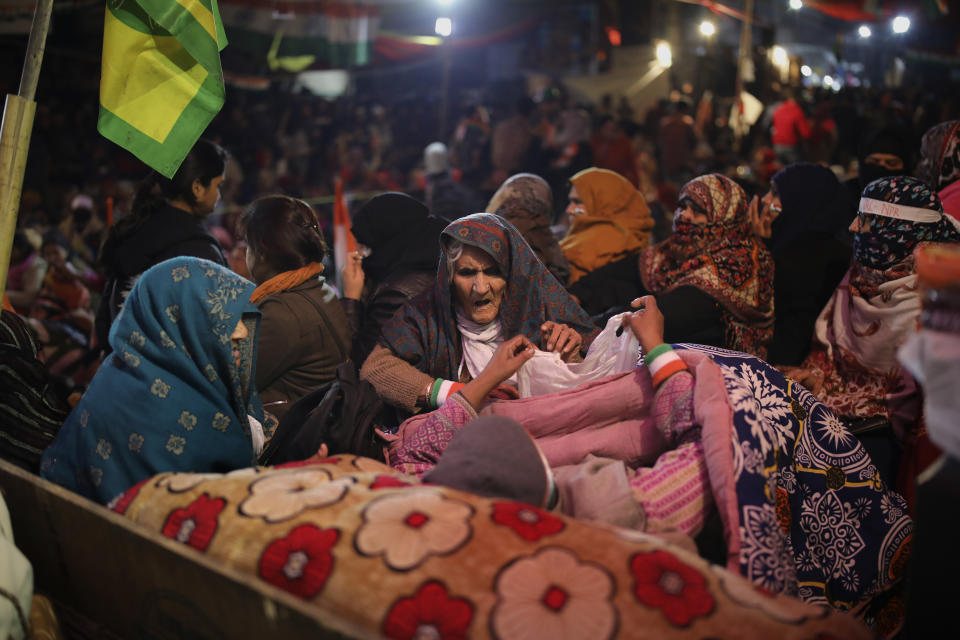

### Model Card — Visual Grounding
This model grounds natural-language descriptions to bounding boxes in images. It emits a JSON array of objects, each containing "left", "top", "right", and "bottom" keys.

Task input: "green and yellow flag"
[{"left": 98, "top": 0, "right": 228, "bottom": 178}]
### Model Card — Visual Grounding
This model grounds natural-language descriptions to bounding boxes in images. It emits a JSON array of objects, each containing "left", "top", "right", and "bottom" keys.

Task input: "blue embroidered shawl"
[
  {"left": 41, "top": 258, "right": 262, "bottom": 504},
  {"left": 677, "top": 343, "right": 910, "bottom": 632}
]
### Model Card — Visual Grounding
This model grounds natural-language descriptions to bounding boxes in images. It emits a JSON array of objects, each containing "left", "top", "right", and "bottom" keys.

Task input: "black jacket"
[{"left": 95, "top": 204, "right": 226, "bottom": 350}]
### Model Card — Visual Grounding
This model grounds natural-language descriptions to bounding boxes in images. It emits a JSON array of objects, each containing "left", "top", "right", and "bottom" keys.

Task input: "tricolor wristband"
[
  {"left": 645, "top": 344, "right": 688, "bottom": 388},
  {"left": 429, "top": 379, "right": 466, "bottom": 408}
]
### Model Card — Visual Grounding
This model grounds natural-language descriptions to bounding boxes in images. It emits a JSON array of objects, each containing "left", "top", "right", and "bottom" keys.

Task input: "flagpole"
[{"left": 0, "top": 0, "right": 54, "bottom": 296}]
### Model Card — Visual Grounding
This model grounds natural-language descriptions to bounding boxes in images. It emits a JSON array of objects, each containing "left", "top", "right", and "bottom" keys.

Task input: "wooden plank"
[{"left": 0, "top": 460, "right": 368, "bottom": 640}]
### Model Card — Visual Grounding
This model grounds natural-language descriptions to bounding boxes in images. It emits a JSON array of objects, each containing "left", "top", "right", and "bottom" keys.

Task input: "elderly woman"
[
  {"left": 560, "top": 167, "right": 654, "bottom": 285},
  {"left": 748, "top": 163, "right": 852, "bottom": 365},
  {"left": 338, "top": 295, "right": 912, "bottom": 628},
  {"left": 243, "top": 196, "right": 351, "bottom": 418},
  {"left": 360, "top": 213, "right": 598, "bottom": 413},
  {"left": 486, "top": 173, "right": 570, "bottom": 285},
  {"left": 40, "top": 258, "right": 264, "bottom": 504},
  {"left": 916, "top": 120, "right": 960, "bottom": 221},
  {"left": 342, "top": 192, "right": 446, "bottom": 365}
]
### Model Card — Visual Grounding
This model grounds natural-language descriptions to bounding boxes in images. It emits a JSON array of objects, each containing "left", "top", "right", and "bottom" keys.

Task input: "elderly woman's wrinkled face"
[{"left": 452, "top": 245, "right": 506, "bottom": 325}]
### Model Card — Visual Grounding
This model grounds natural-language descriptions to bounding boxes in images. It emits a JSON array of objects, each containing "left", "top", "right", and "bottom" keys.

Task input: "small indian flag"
[
  {"left": 98, "top": 0, "right": 228, "bottom": 178},
  {"left": 332, "top": 177, "right": 356, "bottom": 290}
]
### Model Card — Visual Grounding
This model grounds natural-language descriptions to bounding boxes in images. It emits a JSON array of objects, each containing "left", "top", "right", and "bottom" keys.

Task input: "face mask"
[
  {"left": 672, "top": 217, "right": 700, "bottom": 236},
  {"left": 852, "top": 213, "right": 916, "bottom": 271},
  {"left": 852, "top": 232, "right": 900, "bottom": 270}
]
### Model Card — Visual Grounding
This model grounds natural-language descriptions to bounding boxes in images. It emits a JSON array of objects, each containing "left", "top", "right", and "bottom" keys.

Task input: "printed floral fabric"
[
  {"left": 116, "top": 455, "right": 872, "bottom": 639},
  {"left": 379, "top": 213, "right": 599, "bottom": 381},
  {"left": 676, "top": 344, "right": 912, "bottom": 634},
  {"left": 40, "top": 257, "right": 263, "bottom": 504},
  {"left": 640, "top": 174, "right": 775, "bottom": 358}
]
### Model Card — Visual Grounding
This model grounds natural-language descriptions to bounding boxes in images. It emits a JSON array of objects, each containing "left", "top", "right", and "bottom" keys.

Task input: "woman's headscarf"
[
  {"left": 805, "top": 176, "right": 960, "bottom": 418},
  {"left": 639, "top": 173, "right": 774, "bottom": 358},
  {"left": 917, "top": 120, "right": 960, "bottom": 192},
  {"left": 561, "top": 168, "right": 654, "bottom": 284},
  {"left": 770, "top": 162, "right": 851, "bottom": 252},
  {"left": 486, "top": 173, "right": 571, "bottom": 285},
  {"left": 853, "top": 176, "right": 960, "bottom": 271},
  {"left": 351, "top": 192, "right": 446, "bottom": 283},
  {"left": 40, "top": 257, "right": 262, "bottom": 504},
  {"left": 379, "top": 213, "right": 598, "bottom": 380}
]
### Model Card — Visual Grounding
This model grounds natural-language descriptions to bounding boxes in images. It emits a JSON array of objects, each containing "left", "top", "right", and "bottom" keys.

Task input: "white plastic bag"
[{"left": 517, "top": 313, "right": 640, "bottom": 397}]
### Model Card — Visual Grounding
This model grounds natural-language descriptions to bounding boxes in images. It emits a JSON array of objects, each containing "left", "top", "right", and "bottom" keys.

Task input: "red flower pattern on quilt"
[
  {"left": 491, "top": 502, "right": 565, "bottom": 542},
  {"left": 109, "top": 477, "right": 151, "bottom": 515},
  {"left": 161, "top": 493, "right": 226, "bottom": 551},
  {"left": 371, "top": 475, "right": 414, "bottom": 490},
  {"left": 382, "top": 580, "right": 474, "bottom": 640},
  {"left": 259, "top": 524, "right": 339, "bottom": 599},
  {"left": 631, "top": 550, "right": 715, "bottom": 626}
]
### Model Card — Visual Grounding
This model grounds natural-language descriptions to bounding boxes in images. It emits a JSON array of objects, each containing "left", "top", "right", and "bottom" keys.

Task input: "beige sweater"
[{"left": 360, "top": 344, "right": 434, "bottom": 413}]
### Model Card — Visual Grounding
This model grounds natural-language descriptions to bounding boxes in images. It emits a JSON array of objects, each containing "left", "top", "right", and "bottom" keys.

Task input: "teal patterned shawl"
[{"left": 41, "top": 257, "right": 262, "bottom": 504}]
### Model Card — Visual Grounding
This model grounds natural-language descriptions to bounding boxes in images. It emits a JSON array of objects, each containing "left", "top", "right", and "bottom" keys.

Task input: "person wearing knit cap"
[
  {"left": 422, "top": 416, "right": 556, "bottom": 509},
  {"left": 748, "top": 163, "right": 853, "bottom": 365},
  {"left": 916, "top": 120, "right": 960, "bottom": 222}
]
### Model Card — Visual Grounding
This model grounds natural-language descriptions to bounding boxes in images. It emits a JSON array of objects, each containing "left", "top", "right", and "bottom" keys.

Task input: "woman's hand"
[
  {"left": 621, "top": 295, "right": 665, "bottom": 353},
  {"left": 341, "top": 251, "right": 365, "bottom": 300},
  {"left": 540, "top": 321, "right": 583, "bottom": 362},
  {"left": 481, "top": 335, "right": 536, "bottom": 384},
  {"left": 461, "top": 335, "right": 535, "bottom": 409},
  {"left": 780, "top": 366, "right": 825, "bottom": 396},
  {"left": 747, "top": 195, "right": 774, "bottom": 239}
]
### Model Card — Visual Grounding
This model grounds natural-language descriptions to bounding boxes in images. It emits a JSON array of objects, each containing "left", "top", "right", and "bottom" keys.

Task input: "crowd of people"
[{"left": 4, "top": 78, "right": 960, "bottom": 637}]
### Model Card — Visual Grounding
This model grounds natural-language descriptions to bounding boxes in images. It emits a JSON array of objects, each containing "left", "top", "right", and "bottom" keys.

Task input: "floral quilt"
[
  {"left": 675, "top": 344, "right": 911, "bottom": 636},
  {"left": 113, "top": 455, "right": 870, "bottom": 639}
]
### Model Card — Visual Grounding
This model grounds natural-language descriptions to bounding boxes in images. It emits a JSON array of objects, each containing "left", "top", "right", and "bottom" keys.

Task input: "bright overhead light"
[
  {"left": 438, "top": 0, "right": 453, "bottom": 5},
  {"left": 772, "top": 46, "right": 788, "bottom": 65},
  {"left": 789, "top": 0, "right": 803, "bottom": 9},
  {"left": 435, "top": 16, "right": 452, "bottom": 37},
  {"left": 823, "top": 75, "right": 833, "bottom": 86},
  {"left": 655, "top": 41, "right": 672, "bottom": 68},
  {"left": 801, "top": 65, "right": 812, "bottom": 77},
  {"left": 699, "top": 21, "right": 715, "bottom": 37},
  {"left": 858, "top": 25, "right": 872, "bottom": 38},
  {"left": 892, "top": 16, "right": 910, "bottom": 34}
]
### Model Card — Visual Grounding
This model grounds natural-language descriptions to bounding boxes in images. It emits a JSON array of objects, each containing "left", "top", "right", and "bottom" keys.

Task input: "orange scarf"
[{"left": 250, "top": 262, "right": 324, "bottom": 304}]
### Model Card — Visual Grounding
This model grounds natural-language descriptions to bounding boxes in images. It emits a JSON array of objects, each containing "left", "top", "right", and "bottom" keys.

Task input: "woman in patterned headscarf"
[
  {"left": 916, "top": 120, "right": 960, "bottom": 222},
  {"left": 789, "top": 176, "right": 960, "bottom": 503},
  {"left": 486, "top": 173, "right": 570, "bottom": 285},
  {"left": 361, "top": 213, "right": 597, "bottom": 414},
  {"left": 40, "top": 257, "right": 264, "bottom": 504},
  {"left": 639, "top": 173, "right": 775, "bottom": 358}
]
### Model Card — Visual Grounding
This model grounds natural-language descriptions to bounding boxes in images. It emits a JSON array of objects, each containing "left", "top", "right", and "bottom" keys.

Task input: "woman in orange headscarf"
[{"left": 560, "top": 168, "right": 654, "bottom": 285}]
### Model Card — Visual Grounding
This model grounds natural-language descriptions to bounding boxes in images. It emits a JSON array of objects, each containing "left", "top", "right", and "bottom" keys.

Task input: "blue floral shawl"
[
  {"left": 677, "top": 343, "right": 910, "bottom": 633},
  {"left": 41, "top": 258, "right": 263, "bottom": 504},
  {"left": 379, "top": 213, "right": 598, "bottom": 380}
]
